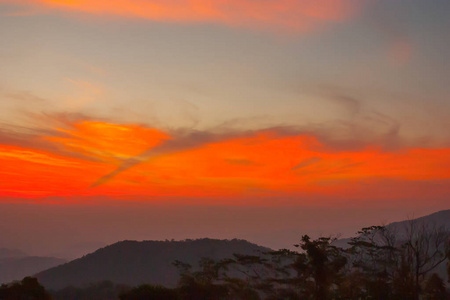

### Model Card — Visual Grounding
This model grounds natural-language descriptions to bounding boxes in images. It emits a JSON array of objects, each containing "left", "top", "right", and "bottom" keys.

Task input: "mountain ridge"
[
  {"left": 0, "top": 256, "right": 66, "bottom": 284},
  {"left": 36, "top": 209, "right": 450, "bottom": 290},
  {"left": 36, "top": 238, "right": 271, "bottom": 289}
]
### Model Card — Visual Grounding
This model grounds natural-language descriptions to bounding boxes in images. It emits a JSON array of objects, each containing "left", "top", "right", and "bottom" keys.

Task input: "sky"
[{"left": 0, "top": 0, "right": 449, "bottom": 256}]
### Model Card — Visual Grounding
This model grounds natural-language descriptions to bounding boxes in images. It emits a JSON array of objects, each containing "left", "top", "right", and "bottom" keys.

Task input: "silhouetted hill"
[
  {"left": 333, "top": 209, "right": 450, "bottom": 284},
  {"left": 333, "top": 209, "right": 450, "bottom": 248},
  {"left": 35, "top": 210, "right": 450, "bottom": 290},
  {"left": 0, "top": 256, "right": 66, "bottom": 284},
  {"left": 387, "top": 209, "right": 450, "bottom": 232},
  {"left": 36, "top": 238, "right": 270, "bottom": 290}
]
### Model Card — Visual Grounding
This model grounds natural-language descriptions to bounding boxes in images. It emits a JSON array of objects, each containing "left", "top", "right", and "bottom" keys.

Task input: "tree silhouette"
[
  {"left": 171, "top": 222, "right": 449, "bottom": 300},
  {"left": 292, "top": 235, "right": 347, "bottom": 300},
  {"left": 119, "top": 284, "right": 179, "bottom": 300},
  {"left": 400, "top": 220, "right": 449, "bottom": 300},
  {"left": 0, "top": 277, "right": 51, "bottom": 300},
  {"left": 423, "top": 273, "right": 446, "bottom": 300}
]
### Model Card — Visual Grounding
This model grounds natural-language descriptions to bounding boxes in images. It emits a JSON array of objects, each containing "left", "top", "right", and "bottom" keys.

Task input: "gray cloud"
[
  {"left": 291, "top": 157, "right": 321, "bottom": 170},
  {"left": 330, "top": 95, "right": 362, "bottom": 116}
]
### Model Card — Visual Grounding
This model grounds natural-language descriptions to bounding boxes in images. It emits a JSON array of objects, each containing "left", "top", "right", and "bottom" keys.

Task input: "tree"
[
  {"left": 423, "top": 273, "right": 446, "bottom": 300},
  {"left": 346, "top": 226, "right": 399, "bottom": 299},
  {"left": 293, "top": 235, "right": 347, "bottom": 300},
  {"left": 229, "top": 235, "right": 347, "bottom": 300},
  {"left": 345, "top": 222, "right": 449, "bottom": 300},
  {"left": 400, "top": 220, "right": 450, "bottom": 300},
  {"left": 171, "top": 221, "right": 449, "bottom": 300},
  {"left": 52, "top": 281, "right": 131, "bottom": 300},
  {"left": 119, "top": 284, "right": 179, "bottom": 300},
  {"left": 0, "top": 277, "right": 51, "bottom": 300},
  {"left": 174, "top": 258, "right": 231, "bottom": 300}
]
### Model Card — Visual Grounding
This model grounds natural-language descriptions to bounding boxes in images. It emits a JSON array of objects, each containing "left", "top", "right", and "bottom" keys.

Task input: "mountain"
[
  {"left": 0, "top": 256, "right": 66, "bottom": 284},
  {"left": 35, "top": 210, "right": 450, "bottom": 290},
  {"left": 387, "top": 209, "right": 450, "bottom": 232},
  {"left": 0, "top": 248, "right": 27, "bottom": 260},
  {"left": 36, "top": 238, "right": 270, "bottom": 290},
  {"left": 51, "top": 241, "right": 109, "bottom": 260},
  {"left": 387, "top": 209, "right": 450, "bottom": 284},
  {"left": 333, "top": 209, "right": 450, "bottom": 248},
  {"left": 333, "top": 209, "right": 450, "bottom": 284}
]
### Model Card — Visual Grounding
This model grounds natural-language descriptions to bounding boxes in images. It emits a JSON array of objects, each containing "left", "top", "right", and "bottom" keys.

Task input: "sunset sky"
[{"left": 0, "top": 0, "right": 449, "bottom": 255}]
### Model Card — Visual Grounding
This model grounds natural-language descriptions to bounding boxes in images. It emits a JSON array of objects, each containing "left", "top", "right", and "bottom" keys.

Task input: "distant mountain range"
[
  {"left": 0, "top": 254, "right": 66, "bottom": 284},
  {"left": 36, "top": 238, "right": 270, "bottom": 290},
  {"left": 0, "top": 248, "right": 27, "bottom": 260}
]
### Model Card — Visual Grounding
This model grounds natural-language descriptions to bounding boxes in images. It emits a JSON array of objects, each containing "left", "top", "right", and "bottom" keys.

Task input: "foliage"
[
  {"left": 172, "top": 221, "right": 449, "bottom": 300},
  {"left": 119, "top": 284, "right": 179, "bottom": 300},
  {"left": 174, "top": 257, "right": 259, "bottom": 300},
  {"left": 51, "top": 280, "right": 130, "bottom": 300},
  {"left": 0, "top": 277, "right": 51, "bottom": 300},
  {"left": 423, "top": 273, "right": 446, "bottom": 300}
]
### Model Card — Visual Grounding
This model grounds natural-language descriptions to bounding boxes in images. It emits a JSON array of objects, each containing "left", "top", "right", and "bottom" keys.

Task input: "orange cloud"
[
  {"left": 1, "top": 120, "right": 450, "bottom": 204},
  {"left": 110, "top": 132, "right": 450, "bottom": 199},
  {"left": 0, "top": 144, "right": 113, "bottom": 198},
  {"left": 1, "top": 0, "right": 360, "bottom": 32},
  {"left": 47, "top": 121, "right": 169, "bottom": 164}
]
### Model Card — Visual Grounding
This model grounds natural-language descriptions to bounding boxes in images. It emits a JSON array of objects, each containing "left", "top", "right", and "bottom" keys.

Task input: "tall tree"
[
  {"left": 346, "top": 226, "right": 399, "bottom": 299},
  {"left": 400, "top": 220, "right": 449, "bottom": 300}
]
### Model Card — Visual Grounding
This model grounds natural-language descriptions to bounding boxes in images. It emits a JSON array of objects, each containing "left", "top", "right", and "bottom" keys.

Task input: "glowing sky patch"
[
  {"left": 2, "top": 0, "right": 359, "bottom": 32},
  {"left": 2, "top": 121, "right": 450, "bottom": 203},
  {"left": 47, "top": 121, "right": 170, "bottom": 163},
  {"left": 0, "top": 0, "right": 449, "bottom": 212}
]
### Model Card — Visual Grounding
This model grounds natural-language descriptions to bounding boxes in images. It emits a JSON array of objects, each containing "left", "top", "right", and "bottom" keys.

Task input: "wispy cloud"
[
  {"left": 3, "top": 91, "right": 47, "bottom": 103},
  {"left": 63, "top": 78, "right": 104, "bottom": 110}
]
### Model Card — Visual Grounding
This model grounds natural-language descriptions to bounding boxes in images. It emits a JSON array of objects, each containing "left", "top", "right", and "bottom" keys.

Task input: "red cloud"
[
  {"left": 2, "top": 0, "right": 361, "bottom": 32},
  {"left": 1, "top": 121, "right": 450, "bottom": 205}
]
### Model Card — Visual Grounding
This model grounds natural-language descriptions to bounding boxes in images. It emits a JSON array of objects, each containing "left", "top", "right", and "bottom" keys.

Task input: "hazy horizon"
[{"left": 0, "top": 202, "right": 445, "bottom": 258}]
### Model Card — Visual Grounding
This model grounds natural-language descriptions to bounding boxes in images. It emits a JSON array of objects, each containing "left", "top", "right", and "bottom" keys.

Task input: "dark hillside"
[{"left": 36, "top": 238, "right": 270, "bottom": 289}]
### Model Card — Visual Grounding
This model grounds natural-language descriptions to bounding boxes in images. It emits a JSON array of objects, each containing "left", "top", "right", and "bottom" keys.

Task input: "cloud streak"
[
  {"left": 1, "top": 0, "right": 361, "bottom": 32},
  {"left": 90, "top": 129, "right": 251, "bottom": 187},
  {"left": 291, "top": 157, "right": 321, "bottom": 170}
]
